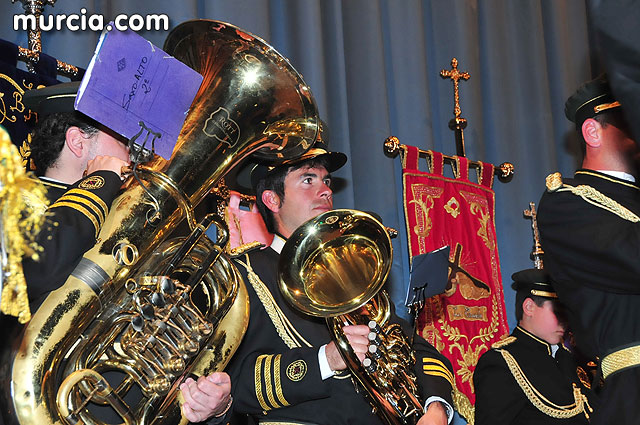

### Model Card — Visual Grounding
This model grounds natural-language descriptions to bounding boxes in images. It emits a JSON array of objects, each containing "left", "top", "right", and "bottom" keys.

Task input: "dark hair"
[
  {"left": 255, "top": 156, "right": 331, "bottom": 234},
  {"left": 29, "top": 111, "right": 100, "bottom": 175},
  {"left": 514, "top": 293, "right": 568, "bottom": 329}
]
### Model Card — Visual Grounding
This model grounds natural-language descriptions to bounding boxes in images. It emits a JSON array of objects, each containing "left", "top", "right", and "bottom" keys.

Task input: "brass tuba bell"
[
  {"left": 1, "top": 19, "right": 319, "bottom": 425},
  {"left": 278, "top": 209, "right": 425, "bottom": 425}
]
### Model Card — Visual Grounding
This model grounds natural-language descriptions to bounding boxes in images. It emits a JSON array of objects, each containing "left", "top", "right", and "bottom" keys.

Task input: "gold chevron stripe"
[
  {"left": 49, "top": 201, "right": 99, "bottom": 237},
  {"left": 274, "top": 354, "right": 289, "bottom": 407},
  {"left": 255, "top": 354, "right": 270, "bottom": 411},
  {"left": 423, "top": 358, "right": 454, "bottom": 382},
  {"left": 56, "top": 194, "right": 105, "bottom": 226},
  {"left": 264, "top": 354, "right": 281, "bottom": 409},
  {"left": 65, "top": 188, "right": 109, "bottom": 217}
]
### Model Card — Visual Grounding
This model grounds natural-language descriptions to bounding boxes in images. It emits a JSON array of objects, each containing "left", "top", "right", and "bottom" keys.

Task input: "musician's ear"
[
  {"left": 262, "top": 190, "right": 281, "bottom": 213},
  {"left": 522, "top": 298, "right": 535, "bottom": 318}
]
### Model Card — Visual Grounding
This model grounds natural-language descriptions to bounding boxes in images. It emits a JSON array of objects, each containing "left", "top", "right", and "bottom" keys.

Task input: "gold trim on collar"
[
  {"left": 517, "top": 326, "right": 552, "bottom": 355},
  {"left": 39, "top": 179, "right": 68, "bottom": 190},
  {"left": 575, "top": 170, "right": 639, "bottom": 190}
]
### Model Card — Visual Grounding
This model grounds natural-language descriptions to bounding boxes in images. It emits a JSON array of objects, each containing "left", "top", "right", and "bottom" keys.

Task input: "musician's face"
[
  {"left": 88, "top": 130, "right": 130, "bottom": 163},
  {"left": 268, "top": 165, "right": 333, "bottom": 238},
  {"left": 526, "top": 299, "right": 566, "bottom": 345}
]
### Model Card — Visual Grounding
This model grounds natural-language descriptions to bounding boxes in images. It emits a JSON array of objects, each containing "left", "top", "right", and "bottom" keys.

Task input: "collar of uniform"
[
  {"left": 574, "top": 169, "right": 640, "bottom": 193},
  {"left": 38, "top": 176, "right": 70, "bottom": 190},
  {"left": 595, "top": 170, "right": 636, "bottom": 183},
  {"left": 271, "top": 234, "right": 286, "bottom": 254},
  {"left": 514, "top": 326, "right": 554, "bottom": 356}
]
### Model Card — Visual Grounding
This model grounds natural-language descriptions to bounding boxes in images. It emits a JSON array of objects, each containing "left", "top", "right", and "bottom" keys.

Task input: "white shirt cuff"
[
  {"left": 424, "top": 396, "right": 454, "bottom": 424},
  {"left": 318, "top": 344, "right": 335, "bottom": 380}
]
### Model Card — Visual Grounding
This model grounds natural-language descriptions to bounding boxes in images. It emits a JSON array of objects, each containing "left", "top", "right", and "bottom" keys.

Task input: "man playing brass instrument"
[
  {"left": 219, "top": 140, "right": 454, "bottom": 425},
  {"left": 21, "top": 82, "right": 131, "bottom": 308},
  {"left": 18, "top": 82, "right": 233, "bottom": 425}
]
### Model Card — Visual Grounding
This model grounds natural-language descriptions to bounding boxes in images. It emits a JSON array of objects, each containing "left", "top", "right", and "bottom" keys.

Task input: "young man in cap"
[
  {"left": 223, "top": 140, "right": 455, "bottom": 425},
  {"left": 537, "top": 75, "right": 640, "bottom": 424},
  {"left": 473, "top": 269, "right": 592, "bottom": 424},
  {"left": 21, "top": 81, "right": 131, "bottom": 307}
]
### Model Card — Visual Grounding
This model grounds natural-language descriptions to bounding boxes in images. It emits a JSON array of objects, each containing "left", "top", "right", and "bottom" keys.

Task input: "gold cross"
[
  {"left": 440, "top": 58, "right": 470, "bottom": 118},
  {"left": 524, "top": 202, "right": 544, "bottom": 269}
]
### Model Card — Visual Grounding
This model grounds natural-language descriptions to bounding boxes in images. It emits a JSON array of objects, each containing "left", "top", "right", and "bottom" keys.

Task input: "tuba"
[
  {"left": 1, "top": 19, "right": 319, "bottom": 425},
  {"left": 278, "top": 209, "right": 424, "bottom": 425}
]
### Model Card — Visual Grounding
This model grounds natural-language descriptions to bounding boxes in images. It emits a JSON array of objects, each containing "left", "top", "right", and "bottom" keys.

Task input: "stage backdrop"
[{"left": 0, "top": 1, "right": 599, "bottom": 422}]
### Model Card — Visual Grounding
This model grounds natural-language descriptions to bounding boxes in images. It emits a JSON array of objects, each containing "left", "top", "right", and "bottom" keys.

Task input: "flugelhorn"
[
  {"left": 278, "top": 209, "right": 424, "bottom": 425},
  {"left": 1, "top": 19, "right": 319, "bottom": 425}
]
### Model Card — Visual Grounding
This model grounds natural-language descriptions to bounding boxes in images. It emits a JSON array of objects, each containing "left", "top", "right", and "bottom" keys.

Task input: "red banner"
[{"left": 402, "top": 146, "right": 509, "bottom": 419}]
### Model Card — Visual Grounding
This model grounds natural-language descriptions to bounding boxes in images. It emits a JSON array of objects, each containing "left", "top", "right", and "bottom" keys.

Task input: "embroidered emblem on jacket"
[
  {"left": 286, "top": 360, "right": 307, "bottom": 381},
  {"left": 79, "top": 176, "right": 105, "bottom": 190}
]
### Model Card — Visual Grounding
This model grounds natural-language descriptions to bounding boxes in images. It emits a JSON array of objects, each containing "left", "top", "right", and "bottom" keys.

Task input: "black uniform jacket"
[
  {"left": 227, "top": 245, "right": 454, "bottom": 425},
  {"left": 537, "top": 170, "right": 640, "bottom": 361},
  {"left": 474, "top": 326, "right": 591, "bottom": 425},
  {"left": 537, "top": 169, "right": 640, "bottom": 424},
  {"left": 22, "top": 171, "right": 122, "bottom": 308}
]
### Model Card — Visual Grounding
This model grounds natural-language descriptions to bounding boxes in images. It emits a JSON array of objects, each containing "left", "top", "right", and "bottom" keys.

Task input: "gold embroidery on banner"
[
  {"left": 499, "top": 349, "right": 592, "bottom": 419},
  {"left": 20, "top": 138, "right": 31, "bottom": 168},
  {"left": 286, "top": 360, "right": 307, "bottom": 382},
  {"left": 264, "top": 355, "right": 281, "bottom": 409},
  {"left": 446, "top": 244, "right": 490, "bottom": 300},
  {"left": 439, "top": 296, "right": 500, "bottom": 393},
  {"left": 460, "top": 190, "right": 494, "bottom": 250},
  {"left": 409, "top": 185, "right": 444, "bottom": 239},
  {"left": 1, "top": 74, "right": 23, "bottom": 125},
  {"left": 444, "top": 196, "right": 460, "bottom": 218},
  {"left": 255, "top": 355, "right": 270, "bottom": 411},
  {"left": 452, "top": 387, "right": 475, "bottom": 425},
  {"left": 446, "top": 305, "right": 487, "bottom": 322},
  {"left": 273, "top": 355, "right": 289, "bottom": 406},
  {"left": 403, "top": 170, "right": 508, "bottom": 410}
]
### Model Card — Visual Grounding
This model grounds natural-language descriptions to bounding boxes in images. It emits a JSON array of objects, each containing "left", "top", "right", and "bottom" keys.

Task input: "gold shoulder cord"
[
  {"left": 236, "top": 256, "right": 312, "bottom": 349},
  {"left": 498, "top": 349, "right": 592, "bottom": 420},
  {"left": 546, "top": 172, "right": 640, "bottom": 223}
]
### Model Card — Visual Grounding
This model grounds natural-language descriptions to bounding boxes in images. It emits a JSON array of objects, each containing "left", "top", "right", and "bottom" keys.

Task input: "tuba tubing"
[{"left": 3, "top": 19, "right": 320, "bottom": 425}]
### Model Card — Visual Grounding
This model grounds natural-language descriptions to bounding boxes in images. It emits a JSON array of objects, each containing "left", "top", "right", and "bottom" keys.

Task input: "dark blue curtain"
[{"left": 0, "top": 1, "right": 598, "bottom": 421}]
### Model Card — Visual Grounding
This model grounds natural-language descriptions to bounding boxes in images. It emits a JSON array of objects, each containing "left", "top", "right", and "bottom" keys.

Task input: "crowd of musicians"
[{"left": 1, "top": 12, "right": 640, "bottom": 419}]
